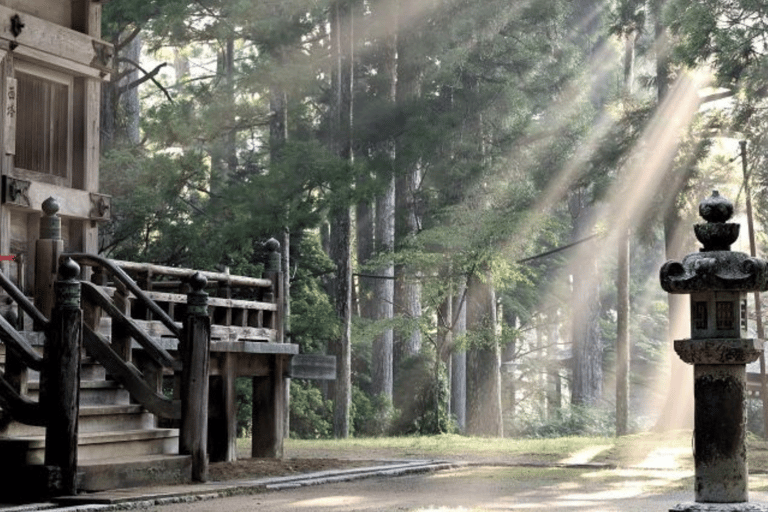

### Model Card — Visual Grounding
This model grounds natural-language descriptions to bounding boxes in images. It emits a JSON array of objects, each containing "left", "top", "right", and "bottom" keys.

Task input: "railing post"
[
  {"left": 180, "top": 272, "right": 210, "bottom": 482},
  {"left": 41, "top": 257, "right": 82, "bottom": 496},
  {"left": 264, "top": 238, "right": 283, "bottom": 343},
  {"left": 35, "top": 198, "right": 64, "bottom": 327}
]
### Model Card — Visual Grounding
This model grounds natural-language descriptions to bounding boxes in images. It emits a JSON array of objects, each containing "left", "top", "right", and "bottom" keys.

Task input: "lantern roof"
[{"left": 660, "top": 191, "right": 768, "bottom": 294}]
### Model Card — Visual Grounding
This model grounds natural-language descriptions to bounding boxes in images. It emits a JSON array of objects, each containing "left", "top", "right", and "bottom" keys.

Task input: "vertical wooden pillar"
[
  {"left": 264, "top": 238, "right": 284, "bottom": 342},
  {"left": 263, "top": 238, "right": 290, "bottom": 438},
  {"left": 111, "top": 281, "right": 132, "bottom": 362},
  {"left": 252, "top": 354, "right": 286, "bottom": 459},
  {"left": 35, "top": 198, "right": 64, "bottom": 326},
  {"left": 42, "top": 258, "right": 82, "bottom": 496},
  {"left": 180, "top": 272, "right": 210, "bottom": 482},
  {"left": 208, "top": 353, "right": 238, "bottom": 462}
]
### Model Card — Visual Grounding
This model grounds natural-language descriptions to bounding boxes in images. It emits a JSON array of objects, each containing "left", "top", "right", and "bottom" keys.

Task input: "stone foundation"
[{"left": 671, "top": 503, "right": 768, "bottom": 511}]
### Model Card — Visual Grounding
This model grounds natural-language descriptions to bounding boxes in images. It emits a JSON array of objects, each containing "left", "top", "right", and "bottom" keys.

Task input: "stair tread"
[
  {"left": 77, "top": 454, "right": 190, "bottom": 467},
  {"left": 79, "top": 404, "right": 145, "bottom": 415},
  {"left": 28, "top": 379, "right": 120, "bottom": 390},
  {"left": 2, "top": 428, "right": 178, "bottom": 445}
]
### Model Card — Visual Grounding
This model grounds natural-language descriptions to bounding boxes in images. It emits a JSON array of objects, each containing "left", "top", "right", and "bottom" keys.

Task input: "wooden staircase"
[{"left": 0, "top": 344, "right": 191, "bottom": 496}]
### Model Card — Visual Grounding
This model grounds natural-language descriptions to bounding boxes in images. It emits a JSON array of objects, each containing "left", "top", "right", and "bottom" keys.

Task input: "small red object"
[{"left": 0, "top": 255, "right": 15, "bottom": 262}]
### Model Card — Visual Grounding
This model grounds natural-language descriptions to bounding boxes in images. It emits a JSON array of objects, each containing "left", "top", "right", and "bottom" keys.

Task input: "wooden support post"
[
  {"left": 180, "top": 272, "right": 210, "bottom": 482},
  {"left": 111, "top": 281, "right": 131, "bottom": 363},
  {"left": 35, "top": 198, "right": 64, "bottom": 326},
  {"left": 263, "top": 238, "right": 289, "bottom": 438},
  {"left": 208, "top": 353, "right": 237, "bottom": 462},
  {"left": 41, "top": 258, "right": 82, "bottom": 496},
  {"left": 3, "top": 307, "right": 27, "bottom": 396},
  {"left": 82, "top": 266, "right": 106, "bottom": 332},
  {"left": 252, "top": 354, "right": 286, "bottom": 459},
  {"left": 263, "top": 238, "right": 284, "bottom": 342}
]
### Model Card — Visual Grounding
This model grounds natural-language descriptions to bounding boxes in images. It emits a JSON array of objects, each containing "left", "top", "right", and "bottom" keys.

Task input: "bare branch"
[
  {"left": 116, "top": 25, "right": 142, "bottom": 53},
  {"left": 118, "top": 59, "right": 173, "bottom": 103}
]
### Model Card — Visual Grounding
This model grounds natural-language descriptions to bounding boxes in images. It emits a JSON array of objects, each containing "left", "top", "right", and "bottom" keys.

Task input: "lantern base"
[
  {"left": 671, "top": 503, "right": 768, "bottom": 511},
  {"left": 674, "top": 338, "right": 763, "bottom": 365}
]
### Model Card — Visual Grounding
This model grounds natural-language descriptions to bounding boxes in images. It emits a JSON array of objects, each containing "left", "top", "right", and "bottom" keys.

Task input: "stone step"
[
  {"left": 0, "top": 454, "right": 192, "bottom": 500},
  {"left": 2, "top": 404, "right": 154, "bottom": 436},
  {"left": 26, "top": 379, "right": 130, "bottom": 406},
  {"left": 25, "top": 358, "right": 107, "bottom": 382},
  {"left": 0, "top": 428, "right": 179, "bottom": 465},
  {"left": 77, "top": 454, "right": 192, "bottom": 492}
]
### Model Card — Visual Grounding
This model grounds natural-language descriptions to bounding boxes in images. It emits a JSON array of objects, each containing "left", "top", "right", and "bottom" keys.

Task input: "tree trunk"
[
  {"left": 451, "top": 282, "right": 467, "bottom": 432},
  {"left": 356, "top": 194, "right": 375, "bottom": 319},
  {"left": 615, "top": 28, "right": 636, "bottom": 437},
  {"left": 616, "top": 229, "right": 630, "bottom": 435},
  {"left": 372, "top": 175, "right": 395, "bottom": 399},
  {"left": 546, "top": 313, "right": 561, "bottom": 420},
  {"left": 371, "top": 0, "right": 397, "bottom": 400},
  {"left": 393, "top": 2, "right": 422, "bottom": 381},
  {"left": 570, "top": 267, "right": 602, "bottom": 406},
  {"left": 569, "top": 193, "right": 603, "bottom": 407},
  {"left": 269, "top": 51, "right": 291, "bottom": 437},
  {"left": 329, "top": 0, "right": 354, "bottom": 439},
  {"left": 465, "top": 272, "right": 502, "bottom": 437}
]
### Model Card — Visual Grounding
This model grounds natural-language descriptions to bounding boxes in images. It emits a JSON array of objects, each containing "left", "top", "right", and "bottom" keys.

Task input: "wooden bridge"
[{"left": 0, "top": 200, "right": 306, "bottom": 499}]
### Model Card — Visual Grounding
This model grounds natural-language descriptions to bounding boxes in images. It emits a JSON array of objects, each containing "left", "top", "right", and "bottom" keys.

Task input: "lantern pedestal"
[{"left": 661, "top": 191, "right": 768, "bottom": 512}]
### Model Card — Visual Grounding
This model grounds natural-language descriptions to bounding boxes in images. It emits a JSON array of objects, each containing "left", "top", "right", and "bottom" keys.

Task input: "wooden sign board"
[{"left": 288, "top": 354, "right": 336, "bottom": 380}]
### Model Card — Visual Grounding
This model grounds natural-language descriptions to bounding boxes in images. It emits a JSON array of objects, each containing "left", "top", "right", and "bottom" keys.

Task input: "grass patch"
[
  {"left": 281, "top": 434, "right": 612, "bottom": 462},
  {"left": 237, "top": 430, "right": 702, "bottom": 469},
  {"left": 593, "top": 430, "right": 692, "bottom": 468}
]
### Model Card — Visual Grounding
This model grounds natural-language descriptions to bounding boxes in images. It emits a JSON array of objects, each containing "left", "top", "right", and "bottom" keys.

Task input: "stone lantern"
[{"left": 661, "top": 191, "right": 768, "bottom": 511}]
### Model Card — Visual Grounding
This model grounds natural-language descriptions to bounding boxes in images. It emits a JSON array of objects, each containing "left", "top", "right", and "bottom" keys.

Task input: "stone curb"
[{"left": 0, "top": 460, "right": 464, "bottom": 512}]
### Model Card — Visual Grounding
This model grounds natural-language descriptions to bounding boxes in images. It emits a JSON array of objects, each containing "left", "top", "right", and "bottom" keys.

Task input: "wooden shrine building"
[{"left": 0, "top": 0, "right": 319, "bottom": 500}]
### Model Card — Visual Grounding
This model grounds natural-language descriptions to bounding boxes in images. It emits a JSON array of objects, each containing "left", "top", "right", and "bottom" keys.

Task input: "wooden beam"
[
  {"left": 0, "top": 5, "right": 112, "bottom": 78},
  {"left": 288, "top": 354, "right": 336, "bottom": 380},
  {"left": 3, "top": 175, "right": 96, "bottom": 218}
]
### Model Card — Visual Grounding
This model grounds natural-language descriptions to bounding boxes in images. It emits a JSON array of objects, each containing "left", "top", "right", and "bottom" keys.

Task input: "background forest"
[{"left": 96, "top": 0, "right": 768, "bottom": 439}]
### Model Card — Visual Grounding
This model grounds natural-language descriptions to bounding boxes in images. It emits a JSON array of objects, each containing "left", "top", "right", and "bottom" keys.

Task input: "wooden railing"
[{"left": 0, "top": 198, "right": 287, "bottom": 491}]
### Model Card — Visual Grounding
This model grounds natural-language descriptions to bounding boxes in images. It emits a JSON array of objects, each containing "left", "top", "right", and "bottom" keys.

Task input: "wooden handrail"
[
  {"left": 65, "top": 253, "right": 181, "bottom": 338},
  {"left": 81, "top": 281, "right": 180, "bottom": 371},
  {"left": 82, "top": 325, "right": 180, "bottom": 419},
  {"left": 0, "top": 271, "right": 49, "bottom": 328},
  {"left": 0, "top": 372, "right": 44, "bottom": 426},
  {"left": 0, "top": 311, "right": 43, "bottom": 371},
  {"left": 109, "top": 259, "right": 272, "bottom": 288}
]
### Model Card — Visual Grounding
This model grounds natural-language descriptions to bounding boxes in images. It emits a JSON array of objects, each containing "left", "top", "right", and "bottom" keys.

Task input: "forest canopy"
[{"left": 98, "top": 0, "right": 767, "bottom": 438}]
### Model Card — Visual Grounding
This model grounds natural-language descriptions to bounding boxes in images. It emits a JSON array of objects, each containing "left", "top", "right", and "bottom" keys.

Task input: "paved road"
[{"left": 154, "top": 466, "right": 768, "bottom": 512}]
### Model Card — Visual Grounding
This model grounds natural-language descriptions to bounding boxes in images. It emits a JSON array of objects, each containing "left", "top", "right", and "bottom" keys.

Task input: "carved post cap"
[
  {"left": 265, "top": 238, "right": 281, "bottom": 273},
  {"left": 186, "top": 272, "right": 209, "bottom": 316},
  {"left": 42, "top": 197, "right": 60, "bottom": 217},
  {"left": 58, "top": 257, "right": 80, "bottom": 280},
  {"left": 55, "top": 258, "right": 81, "bottom": 309},
  {"left": 40, "top": 197, "right": 61, "bottom": 240}
]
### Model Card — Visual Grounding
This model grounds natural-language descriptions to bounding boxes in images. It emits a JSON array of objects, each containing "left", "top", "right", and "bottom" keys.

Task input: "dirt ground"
[{"left": 159, "top": 465, "right": 768, "bottom": 512}]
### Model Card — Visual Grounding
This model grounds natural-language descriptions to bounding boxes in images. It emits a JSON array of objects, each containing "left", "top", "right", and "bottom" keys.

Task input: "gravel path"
[{"left": 154, "top": 465, "right": 768, "bottom": 512}]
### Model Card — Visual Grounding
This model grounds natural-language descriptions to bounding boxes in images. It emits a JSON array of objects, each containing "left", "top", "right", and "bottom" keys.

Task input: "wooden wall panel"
[{"left": 2, "top": 0, "right": 70, "bottom": 28}]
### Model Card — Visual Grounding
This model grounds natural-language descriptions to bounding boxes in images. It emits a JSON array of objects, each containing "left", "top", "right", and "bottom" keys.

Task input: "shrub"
[
  {"left": 392, "top": 354, "right": 455, "bottom": 435},
  {"left": 289, "top": 380, "right": 333, "bottom": 439},
  {"left": 351, "top": 386, "right": 395, "bottom": 436},
  {"left": 514, "top": 404, "right": 628, "bottom": 438}
]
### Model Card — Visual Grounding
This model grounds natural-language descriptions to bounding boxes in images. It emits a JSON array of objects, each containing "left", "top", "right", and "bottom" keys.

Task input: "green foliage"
[
  {"left": 351, "top": 387, "right": 396, "bottom": 437},
  {"left": 392, "top": 355, "right": 455, "bottom": 436},
  {"left": 235, "top": 378, "right": 252, "bottom": 437},
  {"left": 290, "top": 232, "right": 338, "bottom": 354},
  {"left": 289, "top": 380, "right": 333, "bottom": 439},
  {"left": 514, "top": 404, "right": 637, "bottom": 438}
]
